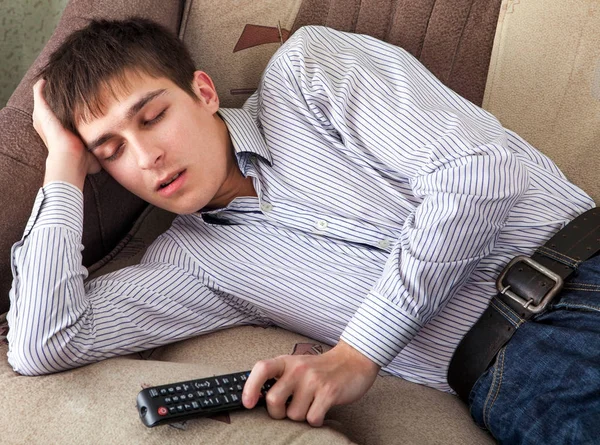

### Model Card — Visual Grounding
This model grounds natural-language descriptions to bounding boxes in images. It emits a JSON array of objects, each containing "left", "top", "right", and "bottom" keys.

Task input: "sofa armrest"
[{"left": 0, "top": 0, "right": 185, "bottom": 313}]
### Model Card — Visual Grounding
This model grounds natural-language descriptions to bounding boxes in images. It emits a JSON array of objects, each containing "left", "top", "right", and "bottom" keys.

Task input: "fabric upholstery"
[
  {"left": 0, "top": 0, "right": 185, "bottom": 313},
  {"left": 483, "top": 0, "right": 600, "bottom": 204},
  {"left": 0, "top": 324, "right": 494, "bottom": 444},
  {"left": 291, "top": 0, "right": 503, "bottom": 106}
]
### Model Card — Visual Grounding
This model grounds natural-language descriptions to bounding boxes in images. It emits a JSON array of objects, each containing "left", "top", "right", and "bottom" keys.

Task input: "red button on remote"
[{"left": 157, "top": 406, "right": 168, "bottom": 416}]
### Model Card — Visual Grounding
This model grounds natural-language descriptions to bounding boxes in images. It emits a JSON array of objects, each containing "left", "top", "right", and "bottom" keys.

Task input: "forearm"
[{"left": 7, "top": 182, "right": 90, "bottom": 375}]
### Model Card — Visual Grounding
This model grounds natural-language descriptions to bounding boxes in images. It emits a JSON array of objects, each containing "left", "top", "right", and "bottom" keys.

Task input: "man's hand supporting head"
[
  {"left": 242, "top": 339, "right": 380, "bottom": 427},
  {"left": 33, "top": 78, "right": 101, "bottom": 192}
]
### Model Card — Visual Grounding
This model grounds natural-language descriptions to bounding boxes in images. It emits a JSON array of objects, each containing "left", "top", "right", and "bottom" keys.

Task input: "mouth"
[{"left": 157, "top": 170, "right": 186, "bottom": 197}]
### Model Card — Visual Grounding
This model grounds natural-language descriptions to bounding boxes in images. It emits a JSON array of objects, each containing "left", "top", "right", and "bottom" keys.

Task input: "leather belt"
[{"left": 448, "top": 207, "right": 600, "bottom": 403}]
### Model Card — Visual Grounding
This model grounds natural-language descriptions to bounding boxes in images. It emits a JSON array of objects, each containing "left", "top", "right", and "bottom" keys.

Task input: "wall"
[{"left": 0, "top": 0, "right": 69, "bottom": 106}]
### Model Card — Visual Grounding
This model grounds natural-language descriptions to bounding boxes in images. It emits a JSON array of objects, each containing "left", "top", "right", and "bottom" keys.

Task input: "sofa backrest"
[
  {"left": 483, "top": 0, "right": 600, "bottom": 204},
  {"left": 0, "top": 0, "right": 518, "bottom": 313}
]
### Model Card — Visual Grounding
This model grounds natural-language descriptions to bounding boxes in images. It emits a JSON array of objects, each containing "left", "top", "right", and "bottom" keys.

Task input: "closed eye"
[
  {"left": 143, "top": 109, "right": 167, "bottom": 127},
  {"left": 105, "top": 143, "right": 125, "bottom": 162}
]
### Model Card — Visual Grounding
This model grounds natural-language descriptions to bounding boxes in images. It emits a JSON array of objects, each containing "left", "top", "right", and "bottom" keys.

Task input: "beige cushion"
[
  {"left": 180, "top": 0, "right": 303, "bottom": 108},
  {"left": 0, "top": 325, "right": 493, "bottom": 444},
  {"left": 483, "top": 0, "right": 600, "bottom": 203}
]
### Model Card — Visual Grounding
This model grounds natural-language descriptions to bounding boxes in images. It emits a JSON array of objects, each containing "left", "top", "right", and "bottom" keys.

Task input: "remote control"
[{"left": 136, "top": 370, "right": 276, "bottom": 427}]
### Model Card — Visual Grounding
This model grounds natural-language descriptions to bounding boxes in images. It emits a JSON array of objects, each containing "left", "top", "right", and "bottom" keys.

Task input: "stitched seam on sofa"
[
  {"left": 446, "top": 0, "right": 475, "bottom": 82},
  {"left": 384, "top": 0, "right": 399, "bottom": 42},
  {"left": 88, "top": 175, "right": 108, "bottom": 251},
  {"left": 419, "top": 1, "right": 438, "bottom": 60},
  {"left": 178, "top": 0, "right": 194, "bottom": 40},
  {"left": 350, "top": 0, "right": 361, "bottom": 32}
]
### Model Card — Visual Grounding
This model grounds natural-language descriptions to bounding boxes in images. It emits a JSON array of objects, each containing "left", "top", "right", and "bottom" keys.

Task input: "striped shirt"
[{"left": 7, "top": 26, "right": 594, "bottom": 391}]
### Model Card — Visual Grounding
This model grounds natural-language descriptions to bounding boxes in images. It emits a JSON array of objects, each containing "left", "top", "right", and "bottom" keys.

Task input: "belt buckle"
[{"left": 496, "top": 255, "right": 564, "bottom": 314}]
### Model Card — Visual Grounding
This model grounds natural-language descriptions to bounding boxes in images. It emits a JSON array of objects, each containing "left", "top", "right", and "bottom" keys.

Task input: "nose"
[{"left": 130, "top": 136, "right": 164, "bottom": 170}]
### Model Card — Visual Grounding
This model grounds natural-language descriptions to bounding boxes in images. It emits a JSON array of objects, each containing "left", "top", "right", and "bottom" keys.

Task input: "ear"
[{"left": 191, "top": 70, "right": 220, "bottom": 113}]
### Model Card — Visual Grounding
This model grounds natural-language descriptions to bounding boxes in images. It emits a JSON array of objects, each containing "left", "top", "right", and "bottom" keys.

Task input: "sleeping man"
[{"left": 7, "top": 18, "right": 599, "bottom": 443}]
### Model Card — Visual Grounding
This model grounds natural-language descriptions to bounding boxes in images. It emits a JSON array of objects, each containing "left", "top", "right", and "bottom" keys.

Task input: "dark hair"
[{"left": 38, "top": 17, "right": 198, "bottom": 134}]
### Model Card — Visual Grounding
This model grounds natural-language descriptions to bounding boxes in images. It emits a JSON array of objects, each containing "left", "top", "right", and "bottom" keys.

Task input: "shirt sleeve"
[
  {"left": 261, "top": 26, "right": 529, "bottom": 367},
  {"left": 7, "top": 182, "right": 251, "bottom": 375}
]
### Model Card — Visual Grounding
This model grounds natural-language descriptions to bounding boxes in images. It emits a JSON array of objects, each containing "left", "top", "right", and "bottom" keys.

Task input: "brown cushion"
[
  {"left": 0, "top": 0, "right": 184, "bottom": 313},
  {"left": 181, "top": 0, "right": 502, "bottom": 108}
]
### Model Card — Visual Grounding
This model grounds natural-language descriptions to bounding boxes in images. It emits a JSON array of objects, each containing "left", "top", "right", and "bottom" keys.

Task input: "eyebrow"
[{"left": 86, "top": 88, "right": 167, "bottom": 152}]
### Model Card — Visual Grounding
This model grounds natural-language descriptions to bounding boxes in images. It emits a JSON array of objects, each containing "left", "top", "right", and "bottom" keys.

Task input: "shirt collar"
[{"left": 218, "top": 108, "right": 273, "bottom": 170}]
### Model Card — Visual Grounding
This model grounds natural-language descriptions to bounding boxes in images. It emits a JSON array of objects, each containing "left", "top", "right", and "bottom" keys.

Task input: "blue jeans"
[{"left": 468, "top": 253, "right": 600, "bottom": 444}]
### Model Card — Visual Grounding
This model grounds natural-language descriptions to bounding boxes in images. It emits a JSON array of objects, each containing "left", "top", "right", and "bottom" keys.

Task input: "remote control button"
[
  {"left": 196, "top": 391, "right": 205, "bottom": 398},
  {"left": 191, "top": 401, "right": 200, "bottom": 410},
  {"left": 165, "top": 397, "right": 172, "bottom": 405},
  {"left": 175, "top": 386, "right": 182, "bottom": 392},
  {"left": 213, "top": 397, "right": 222, "bottom": 406},
  {"left": 217, "top": 387, "right": 225, "bottom": 395},
  {"left": 231, "top": 394, "right": 239, "bottom": 402},
  {"left": 213, "top": 378, "right": 221, "bottom": 386},
  {"left": 195, "top": 381, "right": 210, "bottom": 389},
  {"left": 222, "top": 377, "right": 230, "bottom": 384},
  {"left": 169, "top": 406, "right": 177, "bottom": 414},
  {"left": 236, "top": 384, "right": 243, "bottom": 391},
  {"left": 182, "top": 384, "right": 190, "bottom": 391},
  {"left": 187, "top": 393, "right": 194, "bottom": 399},
  {"left": 206, "top": 390, "right": 214, "bottom": 397},
  {"left": 180, "top": 394, "right": 187, "bottom": 401},
  {"left": 232, "top": 377, "right": 238, "bottom": 383},
  {"left": 157, "top": 406, "right": 168, "bottom": 416},
  {"left": 176, "top": 405, "right": 184, "bottom": 413},
  {"left": 168, "top": 387, "right": 175, "bottom": 394},
  {"left": 159, "top": 388, "right": 168, "bottom": 396},
  {"left": 240, "top": 373, "right": 248, "bottom": 381},
  {"left": 149, "top": 389, "right": 159, "bottom": 398},
  {"left": 184, "top": 403, "right": 192, "bottom": 411},
  {"left": 223, "top": 395, "right": 230, "bottom": 404},
  {"left": 172, "top": 396, "right": 179, "bottom": 403}
]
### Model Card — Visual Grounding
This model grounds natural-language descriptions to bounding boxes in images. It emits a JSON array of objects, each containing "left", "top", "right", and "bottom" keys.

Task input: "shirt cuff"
[
  {"left": 340, "top": 290, "right": 424, "bottom": 367},
  {"left": 24, "top": 181, "right": 84, "bottom": 237}
]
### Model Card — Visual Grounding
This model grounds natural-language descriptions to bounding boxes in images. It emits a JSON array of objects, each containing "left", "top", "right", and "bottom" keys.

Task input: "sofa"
[{"left": 1, "top": 0, "right": 598, "bottom": 443}]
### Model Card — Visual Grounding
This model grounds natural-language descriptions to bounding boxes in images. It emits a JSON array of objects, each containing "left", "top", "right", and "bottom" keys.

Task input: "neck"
[{"left": 204, "top": 121, "right": 257, "bottom": 210}]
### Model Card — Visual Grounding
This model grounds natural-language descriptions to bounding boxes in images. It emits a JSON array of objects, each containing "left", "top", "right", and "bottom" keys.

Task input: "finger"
[
  {"left": 284, "top": 381, "right": 314, "bottom": 422},
  {"left": 305, "top": 390, "right": 334, "bottom": 427},
  {"left": 263, "top": 374, "right": 295, "bottom": 420},
  {"left": 32, "top": 79, "right": 48, "bottom": 111},
  {"left": 243, "top": 358, "right": 285, "bottom": 409}
]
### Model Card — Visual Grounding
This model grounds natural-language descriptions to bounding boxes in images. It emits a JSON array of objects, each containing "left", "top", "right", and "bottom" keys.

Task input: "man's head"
[
  {"left": 39, "top": 18, "right": 246, "bottom": 214},
  {"left": 40, "top": 18, "right": 197, "bottom": 135}
]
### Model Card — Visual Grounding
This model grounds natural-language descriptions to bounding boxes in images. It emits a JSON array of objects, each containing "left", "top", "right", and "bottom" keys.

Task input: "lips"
[
  {"left": 156, "top": 170, "right": 184, "bottom": 191},
  {"left": 156, "top": 169, "right": 186, "bottom": 197},
  {"left": 159, "top": 172, "right": 182, "bottom": 189}
]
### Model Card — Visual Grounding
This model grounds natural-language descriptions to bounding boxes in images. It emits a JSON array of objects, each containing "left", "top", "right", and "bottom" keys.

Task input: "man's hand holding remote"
[
  {"left": 242, "top": 339, "right": 381, "bottom": 427},
  {"left": 32, "top": 78, "right": 101, "bottom": 192}
]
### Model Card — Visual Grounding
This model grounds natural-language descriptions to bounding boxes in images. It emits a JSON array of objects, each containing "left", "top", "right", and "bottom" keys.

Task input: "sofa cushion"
[
  {"left": 483, "top": 0, "right": 600, "bottom": 203},
  {"left": 0, "top": 324, "right": 494, "bottom": 444}
]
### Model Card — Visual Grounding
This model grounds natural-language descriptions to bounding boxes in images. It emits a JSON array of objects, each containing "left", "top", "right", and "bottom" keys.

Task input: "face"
[{"left": 77, "top": 70, "right": 234, "bottom": 214}]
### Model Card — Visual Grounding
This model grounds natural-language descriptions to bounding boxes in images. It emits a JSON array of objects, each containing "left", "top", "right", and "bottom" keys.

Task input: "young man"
[{"left": 7, "top": 18, "right": 598, "bottom": 442}]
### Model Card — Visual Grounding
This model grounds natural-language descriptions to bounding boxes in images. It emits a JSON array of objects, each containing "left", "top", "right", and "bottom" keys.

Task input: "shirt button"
[
  {"left": 260, "top": 202, "right": 273, "bottom": 212},
  {"left": 316, "top": 220, "right": 329, "bottom": 230},
  {"left": 378, "top": 239, "right": 391, "bottom": 249}
]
